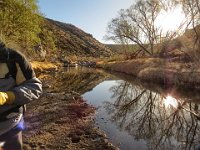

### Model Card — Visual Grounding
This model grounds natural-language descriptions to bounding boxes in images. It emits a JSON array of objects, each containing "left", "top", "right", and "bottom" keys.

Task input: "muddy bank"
[
  {"left": 98, "top": 58, "right": 200, "bottom": 89},
  {"left": 23, "top": 64, "right": 117, "bottom": 150}
]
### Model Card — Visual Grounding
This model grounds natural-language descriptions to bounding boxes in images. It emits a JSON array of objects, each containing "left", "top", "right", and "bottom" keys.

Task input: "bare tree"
[
  {"left": 178, "top": 0, "right": 200, "bottom": 59},
  {"left": 180, "top": 0, "right": 200, "bottom": 39},
  {"left": 106, "top": 0, "right": 162, "bottom": 56}
]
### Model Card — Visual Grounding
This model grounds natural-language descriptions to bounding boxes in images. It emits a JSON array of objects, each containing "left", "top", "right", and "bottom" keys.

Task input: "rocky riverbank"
[{"left": 23, "top": 62, "right": 117, "bottom": 150}]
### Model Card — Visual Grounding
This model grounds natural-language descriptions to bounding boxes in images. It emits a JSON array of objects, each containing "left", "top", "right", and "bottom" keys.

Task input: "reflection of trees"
[
  {"left": 104, "top": 80, "right": 200, "bottom": 150},
  {"left": 53, "top": 68, "right": 108, "bottom": 94}
]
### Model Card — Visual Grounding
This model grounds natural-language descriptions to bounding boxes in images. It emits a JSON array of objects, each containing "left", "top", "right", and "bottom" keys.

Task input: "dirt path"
[{"left": 22, "top": 68, "right": 117, "bottom": 150}]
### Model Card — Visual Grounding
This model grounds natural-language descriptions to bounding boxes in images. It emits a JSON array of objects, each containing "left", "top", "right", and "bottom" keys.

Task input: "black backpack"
[
  {"left": 0, "top": 48, "right": 26, "bottom": 118},
  {"left": 5, "top": 61, "right": 17, "bottom": 80},
  {"left": 0, "top": 48, "right": 17, "bottom": 80}
]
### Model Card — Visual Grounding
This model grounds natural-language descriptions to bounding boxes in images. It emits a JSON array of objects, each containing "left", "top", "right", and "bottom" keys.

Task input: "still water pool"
[
  {"left": 81, "top": 70, "right": 200, "bottom": 150},
  {"left": 63, "top": 67, "right": 200, "bottom": 150},
  {"left": 83, "top": 80, "right": 148, "bottom": 150}
]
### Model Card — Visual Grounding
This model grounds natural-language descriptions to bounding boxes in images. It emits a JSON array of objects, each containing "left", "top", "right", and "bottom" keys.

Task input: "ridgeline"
[{"left": 42, "top": 18, "right": 112, "bottom": 61}]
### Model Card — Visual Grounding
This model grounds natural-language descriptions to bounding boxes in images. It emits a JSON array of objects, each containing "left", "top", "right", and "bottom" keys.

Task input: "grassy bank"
[{"left": 98, "top": 58, "right": 200, "bottom": 89}]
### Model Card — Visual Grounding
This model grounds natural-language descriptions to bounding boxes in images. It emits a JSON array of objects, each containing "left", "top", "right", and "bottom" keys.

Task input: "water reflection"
[
  {"left": 163, "top": 95, "right": 179, "bottom": 109},
  {"left": 60, "top": 68, "right": 200, "bottom": 150},
  {"left": 53, "top": 67, "right": 109, "bottom": 94},
  {"left": 104, "top": 80, "right": 200, "bottom": 150}
]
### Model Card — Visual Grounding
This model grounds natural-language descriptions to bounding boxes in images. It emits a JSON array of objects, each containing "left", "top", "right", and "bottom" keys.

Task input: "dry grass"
[
  {"left": 31, "top": 61, "right": 58, "bottom": 73},
  {"left": 100, "top": 57, "right": 200, "bottom": 88},
  {"left": 138, "top": 67, "right": 177, "bottom": 85}
]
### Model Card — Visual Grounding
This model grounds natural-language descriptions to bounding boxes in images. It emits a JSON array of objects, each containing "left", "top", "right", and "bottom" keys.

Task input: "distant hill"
[
  {"left": 42, "top": 18, "right": 112, "bottom": 61},
  {"left": 106, "top": 44, "right": 138, "bottom": 54}
]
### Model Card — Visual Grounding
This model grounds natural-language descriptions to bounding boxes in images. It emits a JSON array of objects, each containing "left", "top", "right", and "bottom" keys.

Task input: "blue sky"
[{"left": 37, "top": 0, "right": 134, "bottom": 44}]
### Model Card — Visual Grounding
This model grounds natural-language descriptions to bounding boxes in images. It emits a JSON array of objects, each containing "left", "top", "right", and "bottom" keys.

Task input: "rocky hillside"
[{"left": 42, "top": 18, "right": 112, "bottom": 61}]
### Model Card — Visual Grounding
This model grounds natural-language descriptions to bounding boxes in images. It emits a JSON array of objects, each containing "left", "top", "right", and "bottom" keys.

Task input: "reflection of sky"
[
  {"left": 83, "top": 77, "right": 200, "bottom": 150},
  {"left": 83, "top": 80, "right": 117, "bottom": 106},
  {"left": 164, "top": 95, "right": 179, "bottom": 109},
  {"left": 83, "top": 80, "right": 148, "bottom": 150}
]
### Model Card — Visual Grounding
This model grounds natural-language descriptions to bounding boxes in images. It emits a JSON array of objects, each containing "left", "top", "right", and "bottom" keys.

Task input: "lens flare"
[
  {"left": 16, "top": 119, "right": 25, "bottom": 130},
  {"left": 164, "top": 95, "right": 178, "bottom": 109},
  {"left": 0, "top": 141, "right": 5, "bottom": 150}
]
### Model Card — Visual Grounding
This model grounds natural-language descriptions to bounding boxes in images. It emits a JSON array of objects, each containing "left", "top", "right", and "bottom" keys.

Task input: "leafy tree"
[
  {"left": 39, "top": 22, "right": 56, "bottom": 52},
  {"left": 0, "top": 0, "right": 42, "bottom": 50}
]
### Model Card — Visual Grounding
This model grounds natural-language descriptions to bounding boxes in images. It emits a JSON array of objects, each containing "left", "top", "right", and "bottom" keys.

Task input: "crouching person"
[{"left": 0, "top": 42, "right": 42, "bottom": 150}]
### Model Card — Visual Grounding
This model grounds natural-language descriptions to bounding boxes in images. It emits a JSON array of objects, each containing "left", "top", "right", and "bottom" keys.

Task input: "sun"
[
  {"left": 163, "top": 95, "right": 179, "bottom": 109},
  {"left": 156, "top": 6, "right": 186, "bottom": 34}
]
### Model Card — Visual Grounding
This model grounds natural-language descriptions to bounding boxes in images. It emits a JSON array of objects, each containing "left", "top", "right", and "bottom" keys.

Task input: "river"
[{"left": 65, "top": 67, "right": 200, "bottom": 150}]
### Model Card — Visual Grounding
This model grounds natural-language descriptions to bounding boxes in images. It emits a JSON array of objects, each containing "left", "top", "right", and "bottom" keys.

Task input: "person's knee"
[{"left": 1, "top": 130, "right": 23, "bottom": 150}]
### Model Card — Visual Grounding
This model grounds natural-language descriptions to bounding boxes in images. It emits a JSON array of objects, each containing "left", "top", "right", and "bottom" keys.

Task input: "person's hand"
[{"left": 0, "top": 92, "right": 15, "bottom": 105}]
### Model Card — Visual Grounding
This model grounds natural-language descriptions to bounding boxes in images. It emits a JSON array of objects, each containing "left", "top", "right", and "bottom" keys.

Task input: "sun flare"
[
  {"left": 164, "top": 95, "right": 179, "bottom": 108},
  {"left": 156, "top": 6, "right": 186, "bottom": 33}
]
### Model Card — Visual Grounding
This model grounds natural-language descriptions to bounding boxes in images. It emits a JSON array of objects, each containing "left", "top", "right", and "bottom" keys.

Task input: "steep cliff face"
[{"left": 43, "top": 18, "right": 112, "bottom": 60}]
